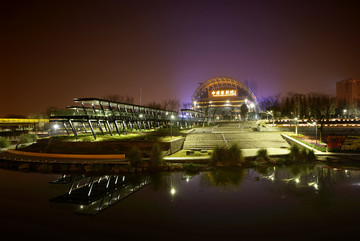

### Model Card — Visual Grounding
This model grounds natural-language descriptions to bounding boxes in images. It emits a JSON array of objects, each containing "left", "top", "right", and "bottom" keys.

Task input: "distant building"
[
  {"left": 336, "top": 78, "right": 360, "bottom": 106},
  {"left": 192, "top": 77, "right": 258, "bottom": 120}
]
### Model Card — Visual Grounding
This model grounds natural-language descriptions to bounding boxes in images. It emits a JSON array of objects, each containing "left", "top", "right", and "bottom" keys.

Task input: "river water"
[{"left": 0, "top": 164, "right": 360, "bottom": 241}]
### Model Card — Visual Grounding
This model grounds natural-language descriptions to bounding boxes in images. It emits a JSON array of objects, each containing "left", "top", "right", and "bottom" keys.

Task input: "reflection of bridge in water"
[{"left": 50, "top": 174, "right": 150, "bottom": 215}]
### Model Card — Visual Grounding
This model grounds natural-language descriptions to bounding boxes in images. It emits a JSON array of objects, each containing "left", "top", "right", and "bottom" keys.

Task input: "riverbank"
[{"left": 2, "top": 121, "right": 360, "bottom": 174}]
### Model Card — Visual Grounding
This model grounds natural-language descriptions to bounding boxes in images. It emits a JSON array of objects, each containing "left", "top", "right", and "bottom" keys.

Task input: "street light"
[
  {"left": 170, "top": 115, "right": 175, "bottom": 139},
  {"left": 294, "top": 117, "right": 298, "bottom": 135},
  {"left": 313, "top": 121, "right": 317, "bottom": 144},
  {"left": 53, "top": 124, "right": 59, "bottom": 135},
  {"left": 265, "top": 110, "right": 274, "bottom": 124},
  {"left": 268, "top": 110, "right": 274, "bottom": 126},
  {"left": 343, "top": 109, "right": 347, "bottom": 119},
  {"left": 139, "top": 114, "right": 144, "bottom": 132},
  {"left": 249, "top": 102, "right": 255, "bottom": 109}
]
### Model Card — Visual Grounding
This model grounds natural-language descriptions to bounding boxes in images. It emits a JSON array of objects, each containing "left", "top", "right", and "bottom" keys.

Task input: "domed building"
[{"left": 192, "top": 77, "right": 258, "bottom": 121}]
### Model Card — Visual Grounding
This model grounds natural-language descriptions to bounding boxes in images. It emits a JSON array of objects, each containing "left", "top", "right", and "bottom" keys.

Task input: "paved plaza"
[{"left": 183, "top": 121, "right": 291, "bottom": 150}]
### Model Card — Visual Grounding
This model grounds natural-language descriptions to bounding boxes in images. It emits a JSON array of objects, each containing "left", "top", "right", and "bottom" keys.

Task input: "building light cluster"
[{"left": 211, "top": 89, "right": 237, "bottom": 97}]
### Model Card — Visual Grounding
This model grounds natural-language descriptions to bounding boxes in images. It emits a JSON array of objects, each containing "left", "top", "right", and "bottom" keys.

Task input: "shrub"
[
  {"left": 228, "top": 143, "right": 244, "bottom": 165},
  {"left": 127, "top": 146, "right": 143, "bottom": 167},
  {"left": 211, "top": 144, "right": 244, "bottom": 166},
  {"left": 19, "top": 134, "right": 37, "bottom": 144},
  {"left": 149, "top": 143, "right": 163, "bottom": 167},
  {"left": 306, "top": 149, "right": 317, "bottom": 162},
  {"left": 183, "top": 163, "right": 201, "bottom": 173},
  {"left": 290, "top": 145, "right": 300, "bottom": 160},
  {"left": 299, "top": 148, "right": 308, "bottom": 161},
  {"left": 0, "top": 137, "right": 10, "bottom": 148},
  {"left": 289, "top": 144, "right": 317, "bottom": 162},
  {"left": 211, "top": 145, "right": 228, "bottom": 165},
  {"left": 256, "top": 148, "right": 269, "bottom": 161}
]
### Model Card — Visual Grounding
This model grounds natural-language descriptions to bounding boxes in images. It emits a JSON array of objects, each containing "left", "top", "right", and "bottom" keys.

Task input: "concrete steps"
[{"left": 183, "top": 133, "right": 225, "bottom": 150}]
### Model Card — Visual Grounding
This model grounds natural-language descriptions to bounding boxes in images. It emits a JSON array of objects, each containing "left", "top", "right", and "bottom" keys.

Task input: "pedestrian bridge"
[{"left": 50, "top": 97, "right": 204, "bottom": 139}]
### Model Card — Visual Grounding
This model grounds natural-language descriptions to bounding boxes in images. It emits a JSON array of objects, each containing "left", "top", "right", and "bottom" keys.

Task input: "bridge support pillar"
[{"left": 88, "top": 120, "right": 97, "bottom": 140}]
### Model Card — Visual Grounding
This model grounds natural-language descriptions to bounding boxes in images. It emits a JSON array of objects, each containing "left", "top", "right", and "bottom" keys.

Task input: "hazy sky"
[{"left": 1, "top": 0, "right": 360, "bottom": 116}]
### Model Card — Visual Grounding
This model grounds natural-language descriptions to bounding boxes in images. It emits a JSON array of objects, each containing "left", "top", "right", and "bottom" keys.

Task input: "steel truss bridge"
[{"left": 50, "top": 98, "right": 204, "bottom": 139}]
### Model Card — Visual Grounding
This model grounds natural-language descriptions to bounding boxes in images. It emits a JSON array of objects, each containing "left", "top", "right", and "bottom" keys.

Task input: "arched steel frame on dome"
[{"left": 192, "top": 77, "right": 258, "bottom": 105}]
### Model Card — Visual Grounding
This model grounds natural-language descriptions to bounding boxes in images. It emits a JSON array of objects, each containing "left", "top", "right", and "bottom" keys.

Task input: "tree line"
[
  {"left": 103, "top": 94, "right": 181, "bottom": 113},
  {"left": 259, "top": 92, "right": 347, "bottom": 120}
]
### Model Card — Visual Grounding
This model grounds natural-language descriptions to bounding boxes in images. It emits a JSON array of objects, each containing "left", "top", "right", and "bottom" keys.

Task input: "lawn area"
[
  {"left": 157, "top": 136, "right": 183, "bottom": 142},
  {"left": 289, "top": 134, "right": 327, "bottom": 152},
  {"left": 50, "top": 128, "right": 188, "bottom": 142},
  {"left": 50, "top": 133, "right": 144, "bottom": 142}
]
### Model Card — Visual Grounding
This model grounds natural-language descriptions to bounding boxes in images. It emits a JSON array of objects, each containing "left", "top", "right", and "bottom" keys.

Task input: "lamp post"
[
  {"left": 170, "top": 115, "right": 175, "bottom": 139},
  {"left": 53, "top": 124, "right": 59, "bottom": 136},
  {"left": 266, "top": 110, "right": 273, "bottom": 125},
  {"left": 249, "top": 102, "right": 255, "bottom": 120},
  {"left": 343, "top": 109, "right": 347, "bottom": 119},
  {"left": 313, "top": 121, "right": 317, "bottom": 144},
  {"left": 294, "top": 117, "right": 298, "bottom": 135},
  {"left": 139, "top": 114, "right": 143, "bottom": 132}
]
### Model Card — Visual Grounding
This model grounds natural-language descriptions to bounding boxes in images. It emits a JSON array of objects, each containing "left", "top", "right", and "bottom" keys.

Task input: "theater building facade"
[{"left": 192, "top": 77, "right": 258, "bottom": 121}]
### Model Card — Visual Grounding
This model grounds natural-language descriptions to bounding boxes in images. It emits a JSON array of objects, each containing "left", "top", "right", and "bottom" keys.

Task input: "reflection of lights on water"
[
  {"left": 308, "top": 182, "right": 319, "bottom": 190},
  {"left": 170, "top": 188, "right": 176, "bottom": 196},
  {"left": 263, "top": 167, "right": 276, "bottom": 181}
]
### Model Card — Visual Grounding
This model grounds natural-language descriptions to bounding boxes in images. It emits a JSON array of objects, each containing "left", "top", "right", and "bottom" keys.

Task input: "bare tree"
[
  {"left": 259, "top": 94, "right": 281, "bottom": 112},
  {"left": 161, "top": 98, "right": 180, "bottom": 113},
  {"left": 181, "top": 102, "right": 192, "bottom": 109},
  {"left": 102, "top": 94, "right": 134, "bottom": 104},
  {"left": 146, "top": 101, "right": 163, "bottom": 109},
  {"left": 146, "top": 98, "right": 180, "bottom": 113}
]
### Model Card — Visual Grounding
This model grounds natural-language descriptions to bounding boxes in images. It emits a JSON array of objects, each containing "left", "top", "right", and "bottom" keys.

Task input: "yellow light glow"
[
  {"left": 0, "top": 118, "right": 49, "bottom": 123},
  {"left": 211, "top": 89, "right": 237, "bottom": 97},
  {"left": 170, "top": 188, "right": 176, "bottom": 195}
]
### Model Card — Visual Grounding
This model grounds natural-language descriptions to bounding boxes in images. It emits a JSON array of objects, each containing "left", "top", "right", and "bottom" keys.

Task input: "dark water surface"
[{"left": 1, "top": 164, "right": 360, "bottom": 241}]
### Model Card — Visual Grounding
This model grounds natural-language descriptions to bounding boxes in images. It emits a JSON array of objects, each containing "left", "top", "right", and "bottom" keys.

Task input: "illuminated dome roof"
[{"left": 192, "top": 77, "right": 258, "bottom": 104}]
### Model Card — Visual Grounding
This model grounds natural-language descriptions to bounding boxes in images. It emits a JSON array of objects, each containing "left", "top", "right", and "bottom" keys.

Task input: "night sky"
[{"left": 1, "top": 0, "right": 360, "bottom": 116}]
